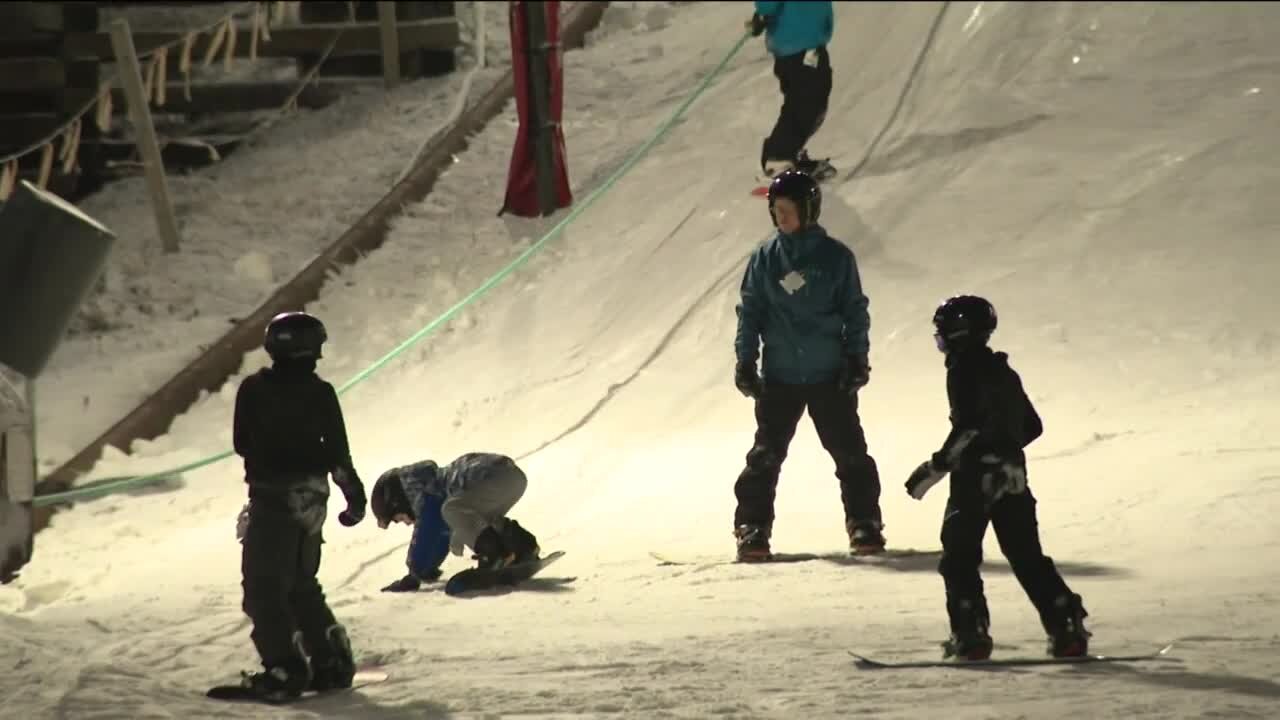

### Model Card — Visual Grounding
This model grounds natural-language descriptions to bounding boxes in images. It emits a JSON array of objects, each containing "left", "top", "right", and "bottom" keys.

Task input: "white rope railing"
[{"left": 394, "top": 0, "right": 488, "bottom": 184}]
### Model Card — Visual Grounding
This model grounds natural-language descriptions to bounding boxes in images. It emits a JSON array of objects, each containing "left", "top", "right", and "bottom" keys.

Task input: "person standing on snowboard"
[
  {"left": 232, "top": 311, "right": 368, "bottom": 702},
  {"left": 747, "top": 1, "right": 835, "bottom": 179},
  {"left": 732, "top": 169, "right": 885, "bottom": 562},
  {"left": 371, "top": 452, "right": 541, "bottom": 592},
  {"left": 905, "top": 295, "right": 1090, "bottom": 660}
]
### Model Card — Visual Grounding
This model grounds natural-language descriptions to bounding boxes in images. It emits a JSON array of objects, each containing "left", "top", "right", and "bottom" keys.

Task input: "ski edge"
[{"left": 848, "top": 642, "right": 1175, "bottom": 669}]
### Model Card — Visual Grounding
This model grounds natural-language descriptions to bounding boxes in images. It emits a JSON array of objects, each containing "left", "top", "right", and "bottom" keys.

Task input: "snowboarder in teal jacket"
[{"left": 747, "top": 1, "right": 836, "bottom": 177}]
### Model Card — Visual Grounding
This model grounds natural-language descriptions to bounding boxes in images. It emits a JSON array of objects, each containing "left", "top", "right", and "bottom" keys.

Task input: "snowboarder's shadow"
[
  {"left": 1066, "top": 656, "right": 1280, "bottom": 699},
  {"left": 819, "top": 551, "right": 1133, "bottom": 579},
  {"left": 300, "top": 686, "right": 455, "bottom": 718}
]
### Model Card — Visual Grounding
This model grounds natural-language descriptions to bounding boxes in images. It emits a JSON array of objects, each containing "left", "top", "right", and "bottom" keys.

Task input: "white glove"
[
  {"left": 905, "top": 459, "right": 947, "bottom": 500},
  {"left": 235, "top": 503, "right": 251, "bottom": 543}
]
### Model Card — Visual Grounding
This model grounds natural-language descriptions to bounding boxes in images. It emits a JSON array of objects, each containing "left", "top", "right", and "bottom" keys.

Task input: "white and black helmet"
[
  {"left": 932, "top": 295, "right": 997, "bottom": 351},
  {"left": 263, "top": 311, "right": 327, "bottom": 361}
]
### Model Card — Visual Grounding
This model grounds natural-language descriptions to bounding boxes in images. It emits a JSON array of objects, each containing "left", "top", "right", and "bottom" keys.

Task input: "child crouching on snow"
[{"left": 371, "top": 452, "right": 541, "bottom": 592}]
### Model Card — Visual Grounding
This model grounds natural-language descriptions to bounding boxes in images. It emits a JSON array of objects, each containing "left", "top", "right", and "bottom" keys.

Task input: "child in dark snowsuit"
[
  {"left": 232, "top": 311, "right": 367, "bottom": 702},
  {"left": 906, "top": 295, "right": 1090, "bottom": 660}
]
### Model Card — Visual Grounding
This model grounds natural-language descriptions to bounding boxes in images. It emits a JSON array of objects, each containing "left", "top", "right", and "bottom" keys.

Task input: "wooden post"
[
  {"left": 108, "top": 18, "right": 181, "bottom": 254},
  {"left": 523, "top": 1, "right": 556, "bottom": 216},
  {"left": 22, "top": 379, "right": 35, "bottom": 481},
  {"left": 376, "top": 1, "right": 401, "bottom": 89},
  {"left": 0, "top": 375, "right": 35, "bottom": 584}
]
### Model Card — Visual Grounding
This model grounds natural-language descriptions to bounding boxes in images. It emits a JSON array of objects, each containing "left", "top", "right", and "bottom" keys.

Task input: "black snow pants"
[
  {"left": 241, "top": 475, "right": 338, "bottom": 672},
  {"left": 937, "top": 463, "right": 1076, "bottom": 636},
  {"left": 733, "top": 381, "right": 881, "bottom": 532},
  {"left": 761, "top": 46, "right": 833, "bottom": 167}
]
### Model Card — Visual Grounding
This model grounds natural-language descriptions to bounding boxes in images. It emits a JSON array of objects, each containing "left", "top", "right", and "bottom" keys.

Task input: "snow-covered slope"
[{"left": 4, "top": 3, "right": 1279, "bottom": 717}]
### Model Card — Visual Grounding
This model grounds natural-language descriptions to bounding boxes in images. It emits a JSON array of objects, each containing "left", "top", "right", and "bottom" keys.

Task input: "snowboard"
[
  {"left": 751, "top": 158, "right": 837, "bottom": 196},
  {"left": 444, "top": 550, "right": 566, "bottom": 596},
  {"left": 849, "top": 642, "right": 1175, "bottom": 669},
  {"left": 206, "top": 666, "right": 389, "bottom": 704}
]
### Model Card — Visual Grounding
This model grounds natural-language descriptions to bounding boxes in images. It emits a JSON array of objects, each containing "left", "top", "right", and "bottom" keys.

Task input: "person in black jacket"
[
  {"left": 231, "top": 311, "right": 367, "bottom": 703},
  {"left": 905, "top": 295, "right": 1090, "bottom": 661}
]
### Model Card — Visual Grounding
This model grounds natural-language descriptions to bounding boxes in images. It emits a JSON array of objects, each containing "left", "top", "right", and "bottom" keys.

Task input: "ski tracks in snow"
[{"left": 515, "top": 209, "right": 750, "bottom": 462}]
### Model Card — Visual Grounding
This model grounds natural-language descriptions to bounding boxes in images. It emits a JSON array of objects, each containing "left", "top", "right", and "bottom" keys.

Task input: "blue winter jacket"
[
  {"left": 734, "top": 224, "right": 870, "bottom": 385},
  {"left": 393, "top": 460, "right": 452, "bottom": 578},
  {"left": 406, "top": 492, "right": 451, "bottom": 578},
  {"left": 755, "top": 1, "right": 834, "bottom": 58}
]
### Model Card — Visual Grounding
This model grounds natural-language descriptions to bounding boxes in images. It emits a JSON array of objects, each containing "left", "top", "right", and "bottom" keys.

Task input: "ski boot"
[
  {"left": 846, "top": 520, "right": 886, "bottom": 555},
  {"left": 308, "top": 624, "right": 356, "bottom": 692},
  {"left": 499, "top": 518, "right": 541, "bottom": 565},
  {"left": 734, "top": 524, "right": 772, "bottom": 562},
  {"left": 1045, "top": 593, "right": 1091, "bottom": 657},
  {"left": 242, "top": 632, "right": 311, "bottom": 703}
]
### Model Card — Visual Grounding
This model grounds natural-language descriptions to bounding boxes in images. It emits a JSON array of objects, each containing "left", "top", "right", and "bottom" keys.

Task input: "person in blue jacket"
[
  {"left": 370, "top": 452, "right": 540, "bottom": 592},
  {"left": 747, "top": 1, "right": 835, "bottom": 178},
  {"left": 732, "top": 170, "right": 884, "bottom": 562}
]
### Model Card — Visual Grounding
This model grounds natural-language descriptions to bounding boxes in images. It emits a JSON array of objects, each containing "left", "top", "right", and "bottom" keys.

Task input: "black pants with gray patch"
[
  {"left": 733, "top": 381, "right": 881, "bottom": 531},
  {"left": 241, "top": 476, "right": 337, "bottom": 670},
  {"left": 761, "top": 46, "right": 833, "bottom": 166},
  {"left": 937, "top": 469, "right": 1075, "bottom": 636}
]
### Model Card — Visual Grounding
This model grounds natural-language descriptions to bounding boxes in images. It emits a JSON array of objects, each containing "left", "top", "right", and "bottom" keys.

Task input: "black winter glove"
[
  {"left": 746, "top": 13, "right": 768, "bottom": 37},
  {"left": 838, "top": 353, "right": 871, "bottom": 395},
  {"left": 339, "top": 502, "right": 365, "bottom": 527},
  {"left": 734, "top": 361, "right": 763, "bottom": 399},
  {"left": 381, "top": 574, "right": 421, "bottom": 593},
  {"left": 381, "top": 568, "right": 442, "bottom": 593},
  {"left": 332, "top": 466, "right": 367, "bottom": 527}
]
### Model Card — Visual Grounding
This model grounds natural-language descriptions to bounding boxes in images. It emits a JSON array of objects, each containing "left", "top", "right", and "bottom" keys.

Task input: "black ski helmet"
[
  {"left": 932, "top": 295, "right": 998, "bottom": 352},
  {"left": 370, "top": 469, "right": 414, "bottom": 529},
  {"left": 263, "top": 311, "right": 327, "bottom": 361},
  {"left": 766, "top": 170, "right": 822, "bottom": 228}
]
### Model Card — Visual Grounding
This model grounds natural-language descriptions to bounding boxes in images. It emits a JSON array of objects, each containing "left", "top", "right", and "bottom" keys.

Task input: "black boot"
[
  {"left": 734, "top": 524, "right": 772, "bottom": 562},
  {"left": 1044, "top": 593, "right": 1091, "bottom": 657},
  {"left": 499, "top": 519, "right": 541, "bottom": 564},
  {"left": 942, "top": 596, "right": 993, "bottom": 661},
  {"left": 846, "top": 519, "right": 886, "bottom": 555},
  {"left": 308, "top": 624, "right": 356, "bottom": 692},
  {"left": 243, "top": 631, "right": 311, "bottom": 703},
  {"left": 473, "top": 526, "right": 513, "bottom": 570}
]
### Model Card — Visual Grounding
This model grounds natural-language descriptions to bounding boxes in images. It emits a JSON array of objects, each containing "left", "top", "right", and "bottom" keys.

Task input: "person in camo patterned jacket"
[{"left": 370, "top": 452, "right": 542, "bottom": 592}]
